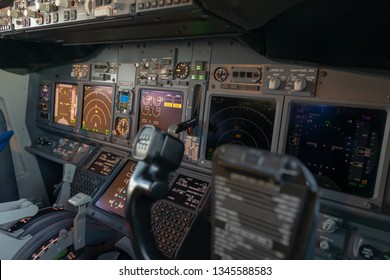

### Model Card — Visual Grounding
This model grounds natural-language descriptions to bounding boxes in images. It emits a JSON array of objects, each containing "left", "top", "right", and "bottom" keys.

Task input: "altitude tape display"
[
  {"left": 54, "top": 83, "right": 78, "bottom": 127},
  {"left": 206, "top": 96, "right": 276, "bottom": 160},
  {"left": 285, "top": 103, "right": 387, "bottom": 197},
  {"left": 82, "top": 85, "right": 114, "bottom": 135}
]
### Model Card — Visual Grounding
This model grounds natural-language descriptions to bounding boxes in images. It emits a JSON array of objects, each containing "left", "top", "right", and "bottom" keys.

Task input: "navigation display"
[
  {"left": 285, "top": 103, "right": 387, "bottom": 198},
  {"left": 54, "top": 83, "right": 78, "bottom": 127},
  {"left": 82, "top": 84, "right": 114, "bottom": 135},
  {"left": 205, "top": 96, "right": 276, "bottom": 161},
  {"left": 88, "top": 151, "right": 122, "bottom": 176},
  {"left": 95, "top": 161, "right": 137, "bottom": 218},
  {"left": 138, "top": 89, "right": 183, "bottom": 132},
  {"left": 167, "top": 175, "right": 210, "bottom": 210}
]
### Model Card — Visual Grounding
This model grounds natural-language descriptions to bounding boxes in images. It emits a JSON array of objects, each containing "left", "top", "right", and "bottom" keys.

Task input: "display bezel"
[
  {"left": 94, "top": 159, "right": 138, "bottom": 218},
  {"left": 80, "top": 82, "right": 116, "bottom": 141},
  {"left": 50, "top": 82, "right": 80, "bottom": 132},
  {"left": 278, "top": 97, "right": 390, "bottom": 211},
  {"left": 198, "top": 92, "right": 283, "bottom": 169},
  {"left": 133, "top": 87, "right": 186, "bottom": 135}
]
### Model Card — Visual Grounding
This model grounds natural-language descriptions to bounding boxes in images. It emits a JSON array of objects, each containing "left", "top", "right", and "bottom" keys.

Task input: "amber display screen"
[
  {"left": 95, "top": 161, "right": 137, "bottom": 217},
  {"left": 82, "top": 84, "right": 114, "bottom": 135},
  {"left": 54, "top": 83, "right": 78, "bottom": 127},
  {"left": 138, "top": 89, "right": 183, "bottom": 132}
]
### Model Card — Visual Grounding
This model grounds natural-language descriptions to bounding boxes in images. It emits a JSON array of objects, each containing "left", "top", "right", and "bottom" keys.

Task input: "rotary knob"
[
  {"left": 36, "top": 2, "right": 52, "bottom": 13},
  {"left": 268, "top": 77, "right": 281, "bottom": 90},
  {"left": 7, "top": 9, "right": 20, "bottom": 17},
  {"left": 78, "top": 70, "right": 87, "bottom": 79},
  {"left": 321, "top": 218, "right": 338, "bottom": 233},
  {"left": 294, "top": 77, "right": 307, "bottom": 91},
  {"left": 70, "top": 70, "right": 77, "bottom": 78},
  {"left": 55, "top": 0, "right": 69, "bottom": 8},
  {"left": 319, "top": 240, "right": 330, "bottom": 251},
  {"left": 23, "top": 9, "right": 38, "bottom": 18}
]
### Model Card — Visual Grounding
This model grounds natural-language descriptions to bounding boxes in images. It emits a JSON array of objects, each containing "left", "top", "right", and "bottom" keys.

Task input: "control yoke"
[{"left": 125, "top": 125, "right": 184, "bottom": 259}]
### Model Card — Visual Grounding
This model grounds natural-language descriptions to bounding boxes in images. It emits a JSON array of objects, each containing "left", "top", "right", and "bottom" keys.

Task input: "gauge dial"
[
  {"left": 213, "top": 67, "right": 228, "bottom": 82},
  {"left": 174, "top": 62, "right": 190, "bottom": 79},
  {"left": 115, "top": 117, "right": 130, "bottom": 138}
]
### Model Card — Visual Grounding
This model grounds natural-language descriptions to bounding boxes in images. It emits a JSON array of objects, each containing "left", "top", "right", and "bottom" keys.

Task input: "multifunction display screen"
[
  {"left": 54, "top": 83, "right": 78, "bottom": 127},
  {"left": 138, "top": 89, "right": 183, "bottom": 132},
  {"left": 206, "top": 96, "right": 276, "bottom": 161},
  {"left": 95, "top": 160, "right": 137, "bottom": 217},
  {"left": 88, "top": 151, "right": 122, "bottom": 176},
  {"left": 285, "top": 103, "right": 387, "bottom": 198},
  {"left": 167, "top": 175, "right": 210, "bottom": 210},
  {"left": 82, "top": 84, "right": 114, "bottom": 135}
]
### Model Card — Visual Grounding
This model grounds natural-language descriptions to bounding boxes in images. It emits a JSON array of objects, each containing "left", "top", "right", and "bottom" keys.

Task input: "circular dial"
[
  {"left": 268, "top": 77, "right": 281, "bottom": 90},
  {"left": 174, "top": 62, "right": 190, "bottom": 79},
  {"left": 115, "top": 117, "right": 130, "bottom": 138},
  {"left": 213, "top": 67, "right": 228, "bottom": 82},
  {"left": 321, "top": 218, "right": 337, "bottom": 233}
]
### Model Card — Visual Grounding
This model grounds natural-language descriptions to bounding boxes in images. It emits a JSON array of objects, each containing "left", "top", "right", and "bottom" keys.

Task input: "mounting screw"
[{"left": 320, "top": 71, "right": 327, "bottom": 77}]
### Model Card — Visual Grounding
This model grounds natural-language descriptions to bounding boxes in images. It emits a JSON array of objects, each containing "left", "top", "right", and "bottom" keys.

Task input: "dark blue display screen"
[
  {"left": 285, "top": 103, "right": 387, "bottom": 198},
  {"left": 205, "top": 96, "right": 276, "bottom": 161}
]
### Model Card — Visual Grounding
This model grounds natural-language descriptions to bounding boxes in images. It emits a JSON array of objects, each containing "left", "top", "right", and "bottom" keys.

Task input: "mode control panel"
[{"left": 262, "top": 64, "right": 318, "bottom": 96}]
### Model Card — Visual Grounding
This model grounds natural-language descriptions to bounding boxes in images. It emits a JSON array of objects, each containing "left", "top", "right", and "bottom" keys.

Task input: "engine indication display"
[
  {"left": 205, "top": 96, "right": 276, "bottom": 161},
  {"left": 95, "top": 160, "right": 137, "bottom": 218},
  {"left": 138, "top": 89, "right": 183, "bottom": 132},
  {"left": 82, "top": 84, "right": 114, "bottom": 135},
  {"left": 54, "top": 83, "right": 78, "bottom": 127},
  {"left": 285, "top": 103, "right": 387, "bottom": 197}
]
